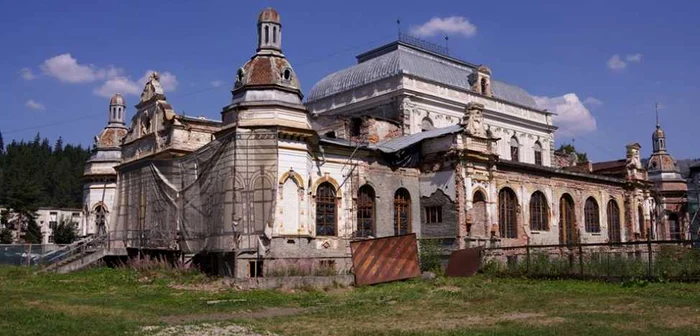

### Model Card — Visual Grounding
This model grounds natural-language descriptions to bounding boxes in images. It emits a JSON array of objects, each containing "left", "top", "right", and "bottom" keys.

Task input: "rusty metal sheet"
[
  {"left": 446, "top": 247, "right": 482, "bottom": 277},
  {"left": 350, "top": 234, "right": 421, "bottom": 286}
]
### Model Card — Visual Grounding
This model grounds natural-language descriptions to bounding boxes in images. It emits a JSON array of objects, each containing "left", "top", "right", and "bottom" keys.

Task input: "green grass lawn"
[{"left": 1, "top": 266, "right": 700, "bottom": 335}]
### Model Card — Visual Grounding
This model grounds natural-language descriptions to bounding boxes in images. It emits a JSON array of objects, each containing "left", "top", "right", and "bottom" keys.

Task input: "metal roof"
[
  {"left": 372, "top": 125, "right": 463, "bottom": 153},
  {"left": 318, "top": 125, "right": 463, "bottom": 153},
  {"left": 306, "top": 42, "right": 538, "bottom": 109}
]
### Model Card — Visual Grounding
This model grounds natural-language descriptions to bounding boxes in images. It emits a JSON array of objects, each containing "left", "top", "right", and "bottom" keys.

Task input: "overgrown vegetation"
[
  {"left": 2, "top": 266, "right": 700, "bottom": 335},
  {"left": 557, "top": 143, "right": 589, "bottom": 163},
  {"left": 481, "top": 246, "right": 700, "bottom": 281},
  {"left": 52, "top": 219, "right": 79, "bottom": 244},
  {"left": 264, "top": 259, "right": 340, "bottom": 277},
  {"left": 418, "top": 238, "right": 444, "bottom": 273}
]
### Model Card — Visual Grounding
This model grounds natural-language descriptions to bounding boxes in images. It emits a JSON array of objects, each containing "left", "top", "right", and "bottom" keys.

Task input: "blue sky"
[{"left": 1, "top": 0, "right": 699, "bottom": 162}]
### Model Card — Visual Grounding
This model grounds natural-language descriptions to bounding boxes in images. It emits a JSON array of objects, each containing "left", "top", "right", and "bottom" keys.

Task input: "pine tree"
[
  {"left": 0, "top": 229, "right": 13, "bottom": 244},
  {"left": 0, "top": 131, "right": 5, "bottom": 156},
  {"left": 24, "top": 215, "right": 42, "bottom": 244}
]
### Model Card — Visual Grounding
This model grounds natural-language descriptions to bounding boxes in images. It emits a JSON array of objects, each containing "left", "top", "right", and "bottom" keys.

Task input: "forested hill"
[{"left": 0, "top": 132, "right": 92, "bottom": 212}]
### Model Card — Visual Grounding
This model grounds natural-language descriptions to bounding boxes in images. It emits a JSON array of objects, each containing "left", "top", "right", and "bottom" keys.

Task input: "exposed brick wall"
[{"left": 420, "top": 189, "right": 458, "bottom": 238}]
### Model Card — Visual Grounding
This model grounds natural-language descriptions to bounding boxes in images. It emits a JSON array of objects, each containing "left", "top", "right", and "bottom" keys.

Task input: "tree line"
[{"left": 0, "top": 132, "right": 91, "bottom": 243}]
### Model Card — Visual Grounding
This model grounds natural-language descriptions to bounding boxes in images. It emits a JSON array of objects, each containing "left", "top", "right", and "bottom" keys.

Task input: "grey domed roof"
[
  {"left": 109, "top": 93, "right": 125, "bottom": 106},
  {"left": 306, "top": 43, "right": 538, "bottom": 110}
]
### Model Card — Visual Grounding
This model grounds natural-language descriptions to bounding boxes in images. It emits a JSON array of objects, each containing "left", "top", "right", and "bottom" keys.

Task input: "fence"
[
  {"left": 0, "top": 244, "right": 68, "bottom": 266},
  {"left": 481, "top": 239, "right": 700, "bottom": 281}
]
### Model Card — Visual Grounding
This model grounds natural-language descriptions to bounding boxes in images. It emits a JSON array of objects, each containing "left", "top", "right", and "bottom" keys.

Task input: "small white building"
[{"left": 35, "top": 208, "right": 83, "bottom": 244}]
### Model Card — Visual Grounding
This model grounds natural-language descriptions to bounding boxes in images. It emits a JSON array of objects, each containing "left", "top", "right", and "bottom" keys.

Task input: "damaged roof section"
[{"left": 318, "top": 124, "right": 464, "bottom": 154}]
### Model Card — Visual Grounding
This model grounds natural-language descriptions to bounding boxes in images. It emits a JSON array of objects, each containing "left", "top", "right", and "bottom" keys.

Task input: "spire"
[
  {"left": 257, "top": 8, "right": 282, "bottom": 53},
  {"left": 652, "top": 102, "right": 666, "bottom": 152}
]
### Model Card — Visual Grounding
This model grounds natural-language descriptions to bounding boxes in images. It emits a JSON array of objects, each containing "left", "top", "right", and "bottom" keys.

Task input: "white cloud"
[
  {"left": 19, "top": 68, "right": 36, "bottom": 80},
  {"left": 626, "top": 53, "right": 642, "bottom": 62},
  {"left": 25, "top": 99, "right": 45, "bottom": 110},
  {"left": 93, "top": 77, "right": 141, "bottom": 98},
  {"left": 583, "top": 97, "right": 603, "bottom": 108},
  {"left": 40, "top": 53, "right": 122, "bottom": 83},
  {"left": 410, "top": 16, "right": 477, "bottom": 38},
  {"left": 93, "top": 70, "right": 178, "bottom": 98},
  {"left": 534, "top": 93, "right": 597, "bottom": 136},
  {"left": 607, "top": 54, "right": 627, "bottom": 70},
  {"left": 210, "top": 80, "right": 224, "bottom": 88}
]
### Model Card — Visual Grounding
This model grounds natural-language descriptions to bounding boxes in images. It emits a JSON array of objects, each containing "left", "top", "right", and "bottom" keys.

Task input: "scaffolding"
[{"left": 112, "top": 128, "right": 279, "bottom": 255}]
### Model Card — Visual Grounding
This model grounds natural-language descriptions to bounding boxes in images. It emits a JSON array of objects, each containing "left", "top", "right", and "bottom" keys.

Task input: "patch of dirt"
[
  {"left": 140, "top": 323, "right": 276, "bottom": 336},
  {"left": 169, "top": 280, "right": 232, "bottom": 293},
  {"left": 159, "top": 307, "right": 310, "bottom": 325}
]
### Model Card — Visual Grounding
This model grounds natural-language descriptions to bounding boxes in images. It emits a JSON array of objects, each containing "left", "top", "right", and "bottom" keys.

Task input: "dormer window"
[
  {"left": 236, "top": 68, "right": 245, "bottom": 85},
  {"left": 481, "top": 78, "right": 488, "bottom": 95},
  {"left": 350, "top": 118, "right": 362, "bottom": 137},
  {"left": 421, "top": 117, "right": 434, "bottom": 132},
  {"left": 281, "top": 68, "right": 292, "bottom": 82}
]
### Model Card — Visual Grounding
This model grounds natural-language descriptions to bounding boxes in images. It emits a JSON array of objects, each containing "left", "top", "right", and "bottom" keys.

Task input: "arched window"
[
  {"left": 637, "top": 205, "right": 645, "bottom": 239},
  {"left": 499, "top": 188, "right": 518, "bottom": 238},
  {"left": 529, "top": 191, "right": 548, "bottom": 231},
  {"left": 534, "top": 141, "right": 543, "bottom": 166},
  {"left": 471, "top": 191, "right": 487, "bottom": 236},
  {"left": 559, "top": 194, "right": 576, "bottom": 244},
  {"left": 584, "top": 197, "right": 600, "bottom": 233},
  {"left": 607, "top": 200, "right": 621, "bottom": 243},
  {"left": 273, "top": 26, "right": 277, "bottom": 43},
  {"left": 315, "top": 182, "right": 337, "bottom": 236},
  {"left": 510, "top": 136, "right": 519, "bottom": 162},
  {"left": 357, "top": 185, "right": 375, "bottom": 238},
  {"left": 253, "top": 177, "right": 273, "bottom": 231},
  {"left": 669, "top": 213, "right": 681, "bottom": 240},
  {"left": 264, "top": 25, "right": 269, "bottom": 44},
  {"left": 421, "top": 117, "right": 434, "bottom": 132},
  {"left": 394, "top": 188, "right": 411, "bottom": 235}
]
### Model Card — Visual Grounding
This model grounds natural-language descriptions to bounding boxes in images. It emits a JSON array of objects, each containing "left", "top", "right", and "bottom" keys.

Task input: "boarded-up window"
[
  {"left": 316, "top": 182, "right": 337, "bottom": 236},
  {"left": 356, "top": 185, "right": 375, "bottom": 237},
  {"left": 637, "top": 206, "right": 645, "bottom": 239},
  {"left": 560, "top": 194, "right": 576, "bottom": 244},
  {"left": 584, "top": 197, "right": 600, "bottom": 233},
  {"left": 394, "top": 188, "right": 411, "bottom": 235},
  {"left": 529, "top": 191, "right": 548, "bottom": 231},
  {"left": 499, "top": 188, "right": 518, "bottom": 238},
  {"left": 281, "top": 178, "right": 300, "bottom": 233},
  {"left": 669, "top": 213, "right": 681, "bottom": 240},
  {"left": 607, "top": 200, "right": 621, "bottom": 243}
]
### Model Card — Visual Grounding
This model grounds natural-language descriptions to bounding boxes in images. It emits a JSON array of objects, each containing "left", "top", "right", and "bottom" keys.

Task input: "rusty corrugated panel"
[
  {"left": 350, "top": 234, "right": 421, "bottom": 286},
  {"left": 446, "top": 247, "right": 482, "bottom": 277}
]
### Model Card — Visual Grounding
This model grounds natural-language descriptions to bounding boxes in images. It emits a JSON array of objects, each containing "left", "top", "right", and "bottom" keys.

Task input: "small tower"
[
  {"left": 82, "top": 94, "right": 128, "bottom": 237},
  {"left": 109, "top": 93, "right": 126, "bottom": 126},
  {"left": 257, "top": 7, "right": 282, "bottom": 52}
]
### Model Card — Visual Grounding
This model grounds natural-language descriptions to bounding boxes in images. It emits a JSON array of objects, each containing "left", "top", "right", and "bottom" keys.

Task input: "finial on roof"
[
  {"left": 397, "top": 18, "right": 401, "bottom": 36},
  {"left": 655, "top": 102, "right": 660, "bottom": 128}
]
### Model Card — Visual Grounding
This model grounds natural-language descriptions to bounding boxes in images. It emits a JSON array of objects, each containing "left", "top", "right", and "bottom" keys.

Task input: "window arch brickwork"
[
  {"left": 584, "top": 197, "right": 600, "bottom": 233},
  {"left": 394, "top": 188, "right": 411, "bottom": 235},
  {"left": 499, "top": 187, "right": 518, "bottom": 238},
  {"left": 315, "top": 182, "right": 337, "bottom": 236},
  {"left": 357, "top": 185, "right": 375, "bottom": 238},
  {"left": 529, "top": 191, "right": 549, "bottom": 231},
  {"left": 607, "top": 200, "right": 621, "bottom": 242}
]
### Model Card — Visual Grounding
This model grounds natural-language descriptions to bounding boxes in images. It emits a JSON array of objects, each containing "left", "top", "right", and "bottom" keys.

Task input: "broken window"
[
  {"left": 510, "top": 136, "right": 519, "bottom": 162},
  {"left": 498, "top": 188, "right": 517, "bottom": 238},
  {"left": 394, "top": 188, "right": 411, "bottom": 235},
  {"left": 637, "top": 206, "right": 645, "bottom": 239},
  {"left": 356, "top": 185, "right": 375, "bottom": 238},
  {"left": 425, "top": 206, "right": 442, "bottom": 224},
  {"left": 534, "top": 141, "right": 543, "bottom": 165},
  {"left": 607, "top": 200, "right": 621, "bottom": 243},
  {"left": 316, "top": 182, "right": 337, "bottom": 236},
  {"left": 350, "top": 118, "right": 362, "bottom": 137},
  {"left": 584, "top": 197, "right": 600, "bottom": 233},
  {"left": 480, "top": 77, "right": 488, "bottom": 95},
  {"left": 669, "top": 213, "right": 681, "bottom": 240},
  {"left": 529, "top": 191, "right": 548, "bottom": 231},
  {"left": 249, "top": 260, "right": 263, "bottom": 278}
]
